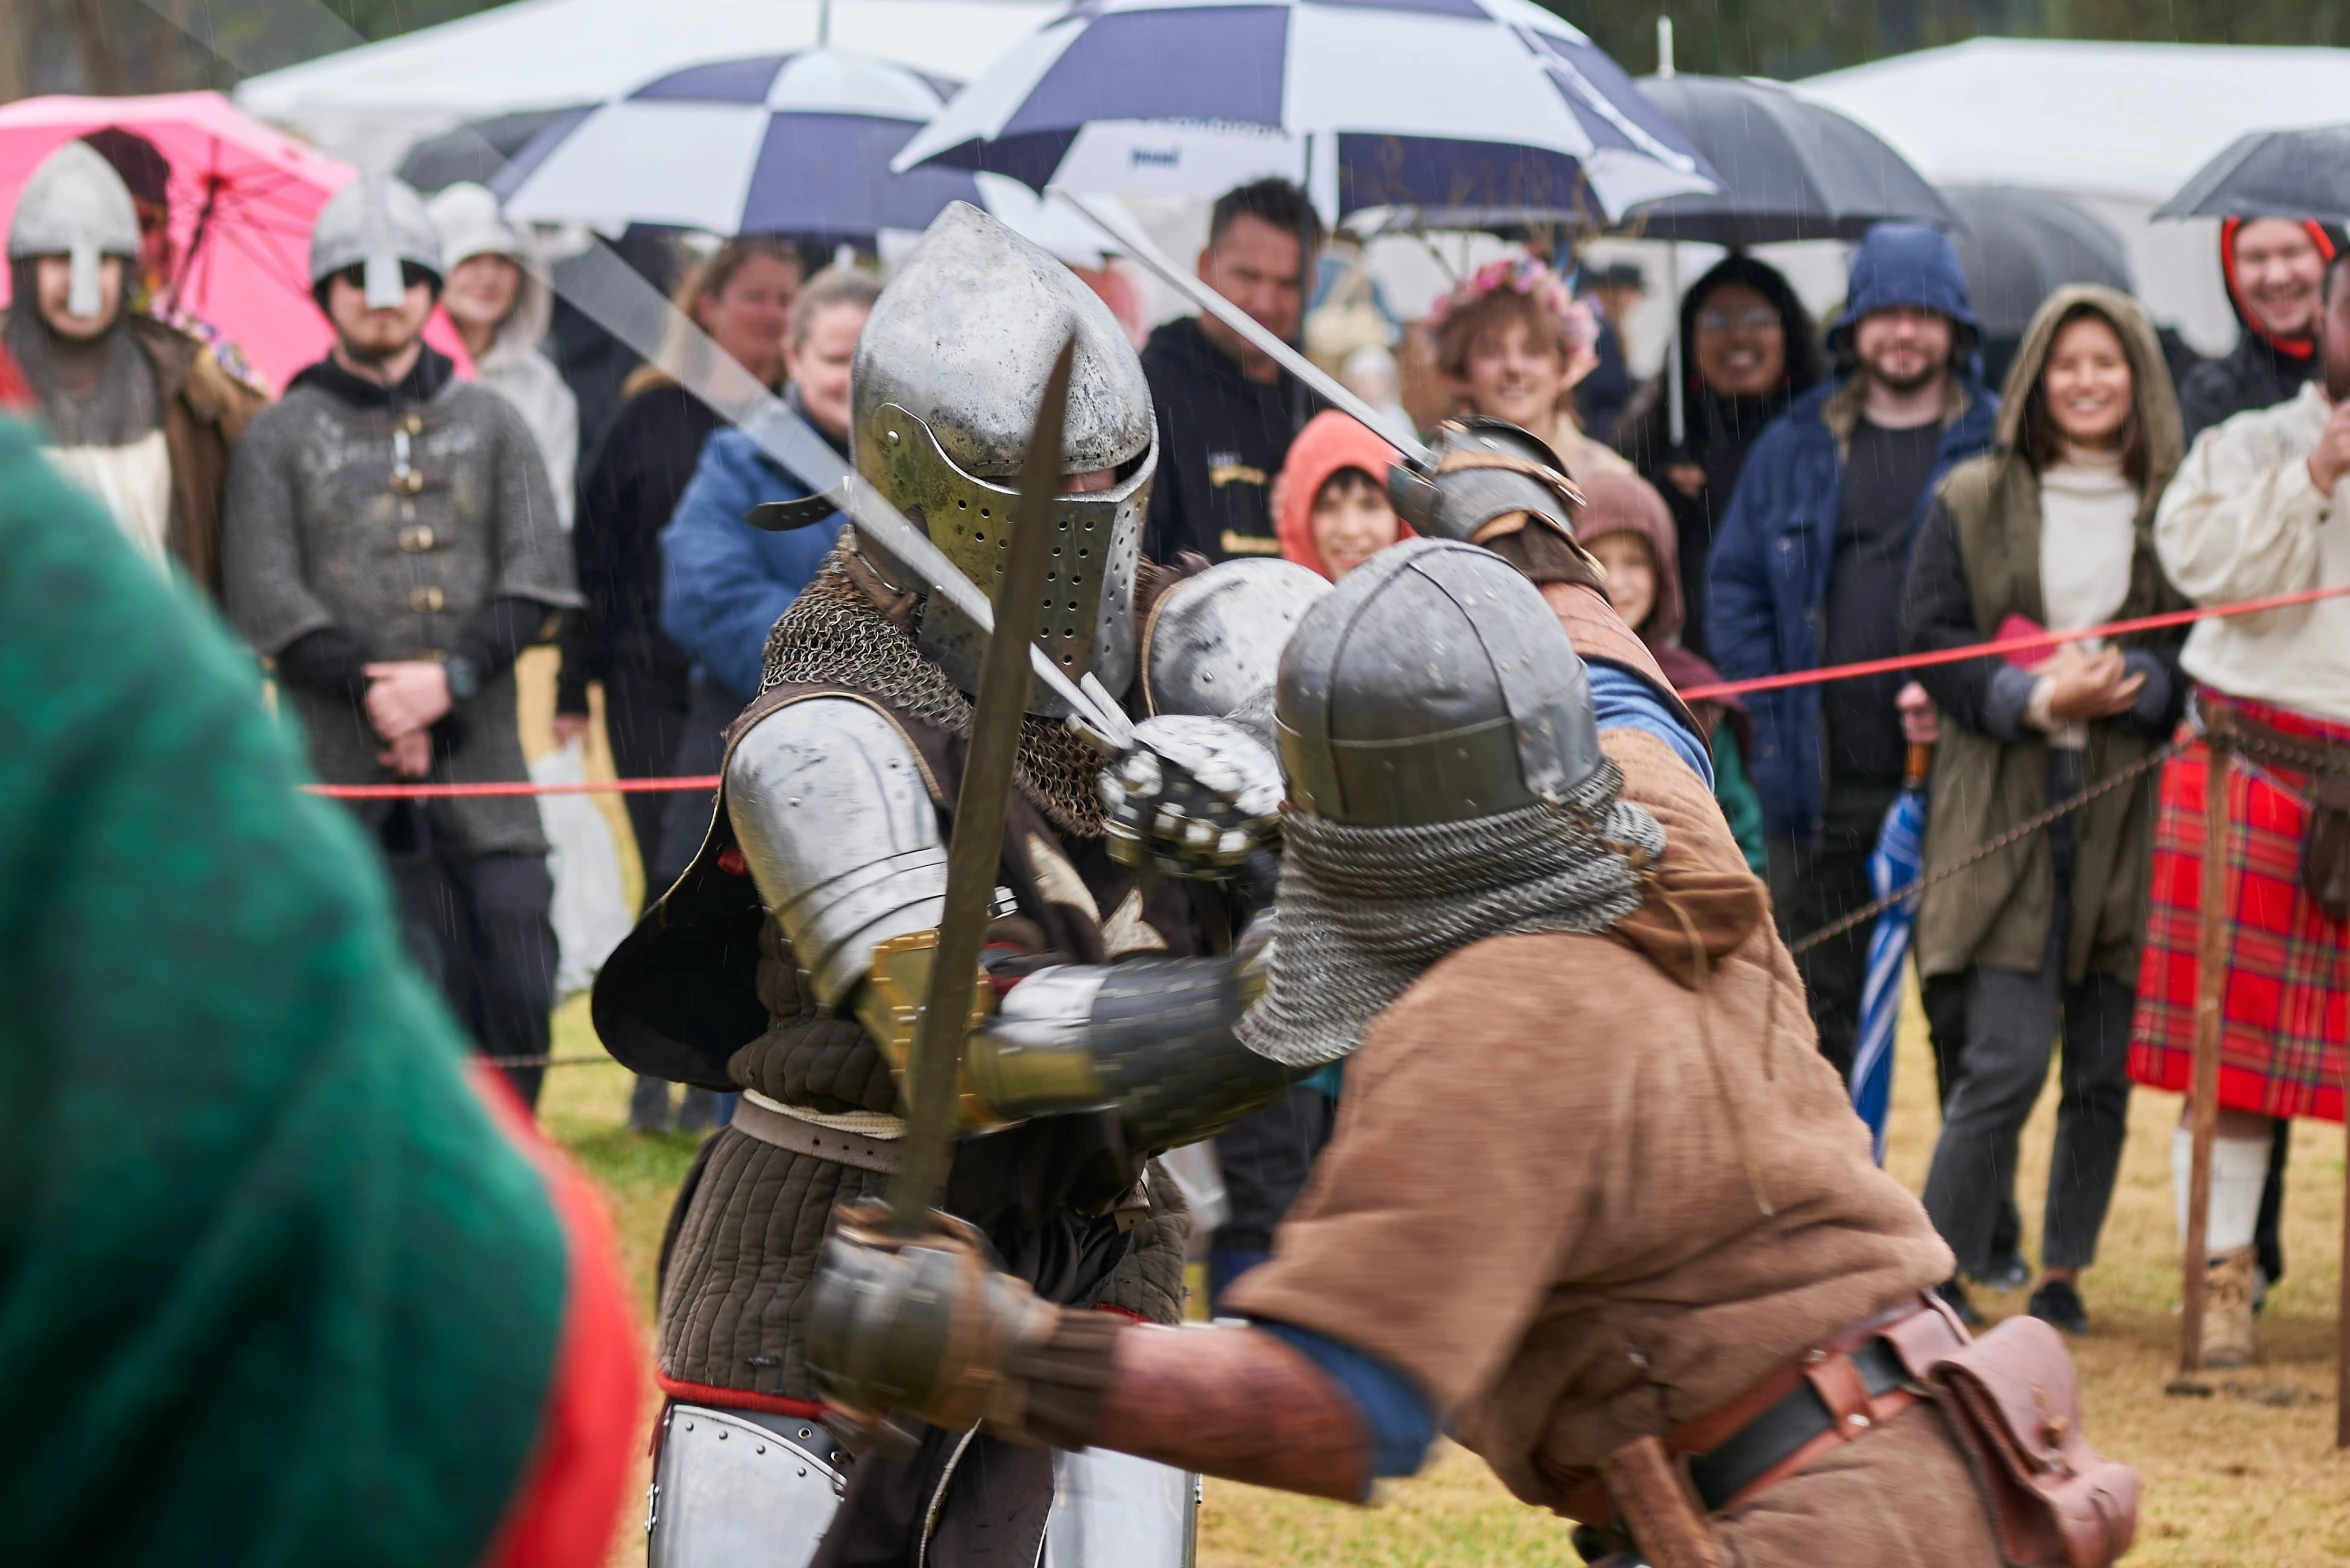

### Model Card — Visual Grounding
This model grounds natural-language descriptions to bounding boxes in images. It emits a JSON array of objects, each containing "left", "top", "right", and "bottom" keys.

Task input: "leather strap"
[
  {"left": 730, "top": 1093, "right": 906, "bottom": 1173},
  {"left": 2203, "top": 694, "right": 2350, "bottom": 778}
]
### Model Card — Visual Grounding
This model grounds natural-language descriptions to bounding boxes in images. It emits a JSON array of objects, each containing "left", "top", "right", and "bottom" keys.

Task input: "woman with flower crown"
[{"left": 1429, "top": 256, "right": 1633, "bottom": 483}]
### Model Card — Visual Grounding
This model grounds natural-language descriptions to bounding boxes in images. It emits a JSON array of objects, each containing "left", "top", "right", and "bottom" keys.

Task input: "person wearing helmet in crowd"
[
  {"left": 221, "top": 175, "right": 579, "bottom": 1113},
  {"left": 3, "top": 139, "right": 264, "bottom": 597},
  {"left": 428, "top": 182, "right": 579, "bottom": 528},
  {"left": 2178, "top": 218, "right": 2344, "bottom": 443}
]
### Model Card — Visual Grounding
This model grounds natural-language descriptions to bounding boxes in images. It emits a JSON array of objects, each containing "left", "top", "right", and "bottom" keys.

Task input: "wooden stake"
[
  {"left": 2339, "top": 1111, "right": 2349, "bottom": 1447},
  {"left": 2180, "top": 738, "right": 2231, "bottom": 1376}
]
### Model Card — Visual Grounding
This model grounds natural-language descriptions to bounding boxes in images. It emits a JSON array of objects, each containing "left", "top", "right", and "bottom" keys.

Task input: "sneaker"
[
  {"left": 1935, "top": 1277, "right": 1983, "bottom": 1328},
  {"left": 1979, "top": 1253, "right": 2032, "bottom": 1293},
  {"left": 2027, "top": 1278, "right": 2090, "bottom": 1336},
  {"left": 2201, "top": 1247, "right": 2258, "bottom": 1368}
]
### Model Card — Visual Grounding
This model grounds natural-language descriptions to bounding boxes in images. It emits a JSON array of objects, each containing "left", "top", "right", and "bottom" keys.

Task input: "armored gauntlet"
[{"left": 801, "top": 1200, "right": 1060, "bottom": 1435}]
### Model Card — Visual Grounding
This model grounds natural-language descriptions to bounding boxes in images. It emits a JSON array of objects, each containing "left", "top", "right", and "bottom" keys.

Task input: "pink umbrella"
[{"left": 0, "top": 91, "right": 469, "bottom": 394}]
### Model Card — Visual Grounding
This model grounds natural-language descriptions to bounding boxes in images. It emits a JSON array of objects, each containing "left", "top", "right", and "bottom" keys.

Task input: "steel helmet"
[
  {"left": 8, "top": 141, "right": 141, "bottom": 321},
  {"left": 309, "top": 174, "right": 443, "bottom": 309}
]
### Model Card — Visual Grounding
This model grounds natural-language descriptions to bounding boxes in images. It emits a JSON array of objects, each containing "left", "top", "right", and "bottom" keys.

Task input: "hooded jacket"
[
  {"left": 1615, "top": 254, "right": 1825, "bottom": 659},
  {"left": 429, "top": 184, "right": 579, "bottom": 529},
  {"left": 1705, "top": 224, "right": 2000, "bottom": 841},
  {"left": 657, "top": 397, "right": 845, "bottom": 705},
  {"left": 2175, "top": 218, "right": 2339, "bottom": 444},
  {"left": 1900, "top": 285, "right": 2189, "bottom": 984},
  {"left": 1273, "top": 408, "right": 1413, "bottom": 578},
  {"left": 1576, "top": 470, "right": 1764, "bottom": 872}
]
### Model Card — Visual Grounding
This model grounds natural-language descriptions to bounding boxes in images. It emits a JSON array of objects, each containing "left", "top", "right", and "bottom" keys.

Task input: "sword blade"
[
  {"left": 1054, "top": 190, "right": 1436, "bottom": 469},
  {"left": 884, "top": 336, "right": 1080, "bottom": 1233}
]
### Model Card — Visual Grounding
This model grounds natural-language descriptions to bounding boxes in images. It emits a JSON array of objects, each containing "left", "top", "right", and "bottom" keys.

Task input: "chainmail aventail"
[
  {"left": 759, "top": 545, "right": 1110, "bottom": 838},
  {"left": 1238, "top": 756, "right": 1665, "bottom": 1067}
]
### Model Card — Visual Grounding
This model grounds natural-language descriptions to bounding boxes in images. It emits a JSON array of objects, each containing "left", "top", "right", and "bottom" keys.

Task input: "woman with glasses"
[{"left": 1617, "top": 255, "right": 1825, "bottom": 658}]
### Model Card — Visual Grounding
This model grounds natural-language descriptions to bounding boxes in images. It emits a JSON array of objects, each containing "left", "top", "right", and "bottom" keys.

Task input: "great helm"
[
  {"left": 853, "top": 201, "right": 1156, "bottom": 710},
  {"left": 1275, "top": 537, "right": 1604, "bottom": 827},
  {"left": 309, "top": 175, "right": 444, "bottom": 311},
  {"left": 8, "top": 141, "right": 141, "bottom": 322}
]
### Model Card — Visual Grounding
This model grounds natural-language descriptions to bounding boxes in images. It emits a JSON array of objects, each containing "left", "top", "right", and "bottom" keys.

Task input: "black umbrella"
[
  {"left": 2157, "top": 125, "right": 2350, "bottom": 227},
  {"left": 396, "top": 108, "right": 588, "bottom": 195},
  {"left": 1620, "top": 74, "right": 1955, "bottom": 246},
  {"left": 1941, "top": 185, "right": 2133, "bottom": 388}
]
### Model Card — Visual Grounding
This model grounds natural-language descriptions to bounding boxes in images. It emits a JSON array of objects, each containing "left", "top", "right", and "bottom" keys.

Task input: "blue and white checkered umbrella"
[
  {"left": 891, "top": 0, "right": 1715, "bottom": 223},
  {"left": 495, "top": 49, "right": 982, "bottom": 244},
  {"left": 1852, "top": 776, "right": 1929, "bottom": 1164}
]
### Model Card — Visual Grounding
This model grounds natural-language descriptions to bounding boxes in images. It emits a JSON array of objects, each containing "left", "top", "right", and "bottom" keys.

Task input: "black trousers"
[
  {"left": 381, "top": 802, "right": 559, "bottom": 1109},
  {"left": 1919, "top": 756, "right": 2133, "bottom": 1276},
  {"left": 1767, "top": 775, "right": 1905, "bottom": 1083},
  {"left": 652, "top": 673, "right": 739, "bottom": 894},
  {"left": 1209, "top": 1085, "right": 1336, "bottom": 1302},
  {"left": 602, "top": 662, "right": 691, "bottom": 896}
]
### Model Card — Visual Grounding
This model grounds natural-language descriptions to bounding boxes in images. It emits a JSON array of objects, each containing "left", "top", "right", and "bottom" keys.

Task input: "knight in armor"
[
  {"left": 592, "top": 202, "right": 1328, "bottom": 1567},
  {"left": 4, "top": 139, "right": 264, "bottom": 597},
  {"left": 802, "top": 518, "right": 2142, "bottom": 1561},
  {"left": 221, "top": 175, "right": 577, "bottom": 1110}
]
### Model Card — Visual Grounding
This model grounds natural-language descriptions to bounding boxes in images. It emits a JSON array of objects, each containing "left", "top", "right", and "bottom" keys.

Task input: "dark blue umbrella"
[
  {"left": 495, "top": 48, "right": 980, "bottom": 245},
  {"left": 892, "top": 0, "right": 1713, "bottom": 223}
]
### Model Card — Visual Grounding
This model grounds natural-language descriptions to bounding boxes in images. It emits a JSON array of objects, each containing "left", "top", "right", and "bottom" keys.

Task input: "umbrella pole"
[
  {"left": 2179, "top": 736, "right": 2232, "bottom": 1376},
  {"left": 1666, "top": 244, "right": 1684, "bottom": 448}
]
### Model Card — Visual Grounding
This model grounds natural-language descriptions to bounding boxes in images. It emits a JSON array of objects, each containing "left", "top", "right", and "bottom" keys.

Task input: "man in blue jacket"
[
  {"left": 1707, "top": 224, "right": 1998, "bottom": 1083},
  {"left": 656, "top": 267, "right": 877, "bottom": 889}
]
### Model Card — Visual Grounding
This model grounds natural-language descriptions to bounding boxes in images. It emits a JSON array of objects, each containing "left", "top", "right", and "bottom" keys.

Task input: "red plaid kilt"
[{"left": 2129, "top": 692, "right": 2350, "bottom": 1122}]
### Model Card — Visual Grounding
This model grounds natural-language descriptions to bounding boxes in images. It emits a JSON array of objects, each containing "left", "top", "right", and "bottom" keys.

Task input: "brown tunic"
[{"left": 1225, "top": 723, "right": 1988, "bottom": 1564}]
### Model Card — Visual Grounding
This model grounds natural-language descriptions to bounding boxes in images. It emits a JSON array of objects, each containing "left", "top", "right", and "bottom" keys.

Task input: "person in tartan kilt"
[{"left": 2132, "top": 246, "right": 2350, "bottom": 1367}]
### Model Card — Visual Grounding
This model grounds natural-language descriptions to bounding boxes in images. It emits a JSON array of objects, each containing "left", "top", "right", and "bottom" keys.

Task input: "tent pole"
[{"left": 2179, "top": 737, "right": 2231, "bottom": 1376}]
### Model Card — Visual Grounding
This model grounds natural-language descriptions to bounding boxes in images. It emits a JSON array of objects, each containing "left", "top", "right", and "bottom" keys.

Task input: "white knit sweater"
[{"left": 2156, "top": 381, "right": 2350, "bottom": 726}]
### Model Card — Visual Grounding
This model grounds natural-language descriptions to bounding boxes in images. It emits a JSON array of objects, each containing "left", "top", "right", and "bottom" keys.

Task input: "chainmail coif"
[
  {"left": 1237, "top": 755, "right": 1665, "bottom": 1068},
  {"left": 759, "top": 546, "right": 1110, "bottom": 838}
]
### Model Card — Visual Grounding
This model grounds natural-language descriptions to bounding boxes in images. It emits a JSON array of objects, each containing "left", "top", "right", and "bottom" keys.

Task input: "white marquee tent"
[
  {"left": 234, "top": 0, "right": 1061, "bottom": 170},
  {"left": 1796, "top": 38, "right": 2350, "bottom": 354}
]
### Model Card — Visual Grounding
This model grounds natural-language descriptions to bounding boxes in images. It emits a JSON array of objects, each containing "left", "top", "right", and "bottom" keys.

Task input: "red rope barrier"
[
  {"left": 295, "top": 579, "right": 2350, "bottom": 799},
  {"left": 1676, "top": 579, "right": 2350, "bottom": 703},
  {"left": 305, "top": 776, "right": 720, "bottom": 800}
]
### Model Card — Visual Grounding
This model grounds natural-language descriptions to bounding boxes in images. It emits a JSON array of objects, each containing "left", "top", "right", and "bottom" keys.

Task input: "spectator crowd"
[{"left": 8, "top": 125, "right": 2348, "bottom": 1380}]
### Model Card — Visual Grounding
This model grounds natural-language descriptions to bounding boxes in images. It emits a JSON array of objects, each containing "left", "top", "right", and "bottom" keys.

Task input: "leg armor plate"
[
  {"left": 1043, "top": 1449, "right": 1200, "bottom": 1568},
  {"left": 645, "top": 1404, "right": 850, "bottom": 1568}
]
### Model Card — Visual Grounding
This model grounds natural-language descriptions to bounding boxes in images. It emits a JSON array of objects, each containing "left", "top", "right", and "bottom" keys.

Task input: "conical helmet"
[
  {"left": 8, "top": 141, "right": 140, "bottom": 322},
  {"left": 1276, "top": 538, "right": 1603, "bottom": 827},
  {"left": 853, "top": 201, "right": 1156, "bottom": 709},
  {"left": 309, "top": 175, "right": 443, "bottom": 309}
]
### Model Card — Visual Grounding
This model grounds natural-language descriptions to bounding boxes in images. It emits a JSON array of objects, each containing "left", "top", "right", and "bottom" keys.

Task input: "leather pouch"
[
  {"left": 1899, "top": 1315, "right": 2138, "bottom": 1568},
  {"left": 2298, "top": 774, "right": 2350, "bottom": 923}
]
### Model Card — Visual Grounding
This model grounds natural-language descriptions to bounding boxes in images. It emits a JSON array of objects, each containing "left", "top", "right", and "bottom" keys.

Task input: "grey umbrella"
[
  {"left": 396, "top": 108, "right": 588, "bottom": 195},
  {"left": 1621, "top": 75, "right": 1955, "bottom": 245},
  {"left": 1941, "top": 185, "right": 2133, "bottom": 388},
  {"left": 2157, "top": 124, "right": 2350, "bottom": 227}
]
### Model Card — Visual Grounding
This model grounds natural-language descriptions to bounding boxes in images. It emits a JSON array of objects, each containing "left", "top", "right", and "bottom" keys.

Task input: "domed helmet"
[
  {"left": 1276, "top": 537, "right": 1603, "bottom": 826},
  {"left": 853, "top": 201, "right": 1155, "bottom": 711},
  {"left": 8, "top": 141, "right": 140, "bottom": 322},
  {"left": 309, "top": 175, "right": 443, "bottom": 311}
]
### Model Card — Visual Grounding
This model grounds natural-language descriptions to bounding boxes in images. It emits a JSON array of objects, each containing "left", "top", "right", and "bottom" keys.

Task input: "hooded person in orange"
[
  {"left": 2177, "top": 218, "right": 2342, "bottom": 443},
  {"left": 1274, "top": 408, "right": 1413, "bottom": 580},
  {"left": 1573, "top": 469, "right": 1765, "bottom": 874}
]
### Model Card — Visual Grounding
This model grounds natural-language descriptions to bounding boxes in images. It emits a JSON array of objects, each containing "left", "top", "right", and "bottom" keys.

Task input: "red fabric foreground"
[
  {"left": 472, "top": 1066, "right": 648, "bottom": 1568},
  {"left": 2129, "top": 693, "right": 2350, "bottom": 1122}
]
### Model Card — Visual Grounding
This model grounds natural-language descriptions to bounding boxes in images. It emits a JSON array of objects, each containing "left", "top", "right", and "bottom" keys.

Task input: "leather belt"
[
  {"left": 1685, "top": 1338, "right": 1913, "bottom": 1510},
  {"left": 1669, "top": 1295, "right": 1966, "bottom": 1514},
  {"left": 730, "top": 1094, "right": 904, "bottom": 1173}
]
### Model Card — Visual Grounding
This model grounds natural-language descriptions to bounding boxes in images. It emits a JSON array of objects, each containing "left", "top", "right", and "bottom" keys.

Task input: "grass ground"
[{"left": 543, "top": 976, "right": 2350, "bottom": 1566}]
